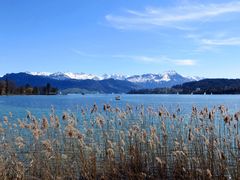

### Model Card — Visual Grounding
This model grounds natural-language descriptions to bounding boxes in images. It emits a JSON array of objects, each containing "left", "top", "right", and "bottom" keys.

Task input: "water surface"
[{"left": 0, "top": 94, "right": 240, "bottom": 119}]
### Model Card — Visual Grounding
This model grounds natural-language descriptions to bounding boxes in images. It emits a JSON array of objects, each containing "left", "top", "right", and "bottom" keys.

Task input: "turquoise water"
[{"left": 0, "top": 94, "right": 240, "bottom": 119}]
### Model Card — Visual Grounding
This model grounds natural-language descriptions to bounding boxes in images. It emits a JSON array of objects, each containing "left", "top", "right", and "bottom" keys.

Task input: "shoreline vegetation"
[
  {"left": 0, "top": 80, "right": 58, "bottom": 95},
  {"left": 128, "top": 88, "right": 240, "bottom": 95},
  {"left": 0, "top": 104, "right": 240, "bottom": 179},
  {"left": 3, "top": 77, "right": 240, "bottom": 95}
]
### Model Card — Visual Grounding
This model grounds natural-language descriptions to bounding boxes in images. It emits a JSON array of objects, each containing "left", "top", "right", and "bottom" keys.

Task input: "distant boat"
[{"left": 115, "top": 96, "right": 120, "bottom": 100}]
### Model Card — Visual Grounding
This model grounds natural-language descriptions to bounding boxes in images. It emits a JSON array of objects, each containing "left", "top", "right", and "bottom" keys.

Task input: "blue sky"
[{"left": 1, "top": 0, "right": 240, "bottom": 78}]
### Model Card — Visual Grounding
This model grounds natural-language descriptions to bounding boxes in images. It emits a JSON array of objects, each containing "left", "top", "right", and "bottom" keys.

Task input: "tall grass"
[{"left": 0, "top": 104, "right": 240, "bottom": 179}]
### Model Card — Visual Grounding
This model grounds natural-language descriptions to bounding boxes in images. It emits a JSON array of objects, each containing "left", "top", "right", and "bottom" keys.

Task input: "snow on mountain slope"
[
  {"left": 127, "top": 71, "right": 179, "bottom": 83},
  {"left": 49, "top": 72, "right": 70, "bottom": 80},
  {"left": 64, "top": 72, "right": 100, "bottom": 80},
  {"left": 187, "top": 76, "right": 203, "bottom": 81},
  {"left": 102, "top": 74, "right": 128, "bottom": 80},
  {"left": 127, "top": 74, "right": 162, "bottom": 83},
  {"left": 26, "top": 72, "right": 52, "bottom": 76},
  {"left": 27, "top": 72, "right": 100, "bottom": 80},
  {"left": 26, "top": 71, "right": 203, "bottom": 83}
]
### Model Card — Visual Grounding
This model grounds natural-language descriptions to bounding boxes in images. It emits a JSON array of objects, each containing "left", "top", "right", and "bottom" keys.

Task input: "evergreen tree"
[
  {"left": 46, "top": 83, "right": 51, "bottom": 95},
  {"left": 32, "top": 87, "right": 40, "bottom": 95},
  {"left": 5, "top": 78, "right": 9, "bottom": 95}
]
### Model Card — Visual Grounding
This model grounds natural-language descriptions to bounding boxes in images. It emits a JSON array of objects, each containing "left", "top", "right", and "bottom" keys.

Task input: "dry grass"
[{"left": 0, "top": 104, "right": 240, "bottom": 179}]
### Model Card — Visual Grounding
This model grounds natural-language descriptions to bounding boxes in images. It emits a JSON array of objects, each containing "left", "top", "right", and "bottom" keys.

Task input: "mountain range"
[
  {"left": 0, "top": 71, "right": 202, "bottom": 93},
  {"left": 26, "top": 71, "right": 201, "bottom": 82}
]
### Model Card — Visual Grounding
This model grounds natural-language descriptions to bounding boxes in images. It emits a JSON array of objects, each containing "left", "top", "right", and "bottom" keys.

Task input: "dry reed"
[{"left": 0, "top": 104, "right": 239, "bottom": 179}]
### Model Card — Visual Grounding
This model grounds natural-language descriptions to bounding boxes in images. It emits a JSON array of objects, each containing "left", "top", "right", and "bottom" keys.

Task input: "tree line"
[
  {"left": 0, "top": 79, "right": 58, "bottom": 95},
  {"left": 128, "top": 88, "right": 179, "bottom": 94},
  {"left": 128, "top": 79, "right": 240, "bottom": 95}
]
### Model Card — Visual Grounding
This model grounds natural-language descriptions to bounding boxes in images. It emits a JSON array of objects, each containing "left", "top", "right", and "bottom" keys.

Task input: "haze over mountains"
[{"left": 0, "top": 71, "right": 203, "bottom": 93}]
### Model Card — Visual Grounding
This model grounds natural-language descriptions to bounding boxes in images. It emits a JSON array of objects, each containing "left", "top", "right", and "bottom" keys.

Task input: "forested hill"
[
  {"left": 174, "top": 79, "right": 240, "bottom": 94},
  {"left": 129, "top": 79, "right": 240, "bottom": 94}
]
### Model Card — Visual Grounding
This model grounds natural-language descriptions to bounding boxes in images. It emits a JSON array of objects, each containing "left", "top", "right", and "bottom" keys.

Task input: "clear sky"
[{"left": 1, "top": 0, "right": 240, "bottom": 78}]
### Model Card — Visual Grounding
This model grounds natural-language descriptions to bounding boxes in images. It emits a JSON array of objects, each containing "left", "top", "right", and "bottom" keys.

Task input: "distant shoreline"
[{"left": 2, "top": 93, "right": 240, "bottom": 96}]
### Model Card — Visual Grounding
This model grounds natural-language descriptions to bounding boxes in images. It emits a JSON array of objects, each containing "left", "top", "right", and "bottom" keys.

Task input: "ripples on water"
[{"left": 0, "top": 94, "right": 240, "bottom": 119}]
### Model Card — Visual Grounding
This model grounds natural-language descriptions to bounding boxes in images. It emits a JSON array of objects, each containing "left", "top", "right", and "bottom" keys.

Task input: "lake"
[{"left": 0, "top": 94, "right": 240, "bottom": 120}]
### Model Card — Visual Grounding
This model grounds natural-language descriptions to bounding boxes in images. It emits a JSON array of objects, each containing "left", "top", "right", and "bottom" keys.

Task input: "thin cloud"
[
  {"left": 186, "top": 33, "right": 240, "bottom": 52},
  {"left": 201, "top": 37, "right": 240, "bottom": 46},
  {"left": 114, "top": 54, "right": 197, "bottom": 66},
  {"left": 105, "top": 1, "right": 240, "bottom": 30},
  {"left": 174, "top": 59, "right": 196, "bottom": 66},
  {"left": 73, "top": 50, "right": 197, "bottom": 66},
  {"left": 112, "top": 55, "right": 164, "bottom": 63}
]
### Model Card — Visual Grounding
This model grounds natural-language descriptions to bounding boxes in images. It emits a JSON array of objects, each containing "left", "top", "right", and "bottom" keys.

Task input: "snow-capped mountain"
[
  {"left": 1, "top": 71, "right": 204, "bottom": 93},
  {"left": 26, "top": 71, "right": 52, "bottom": 76},
  {"left": 27, "top": 72, "right": 100, "bottom": 80},
  {"left": 125, "top": 71, "right": 202, "bottom": 88},
  {"left": 102, "top": 74, "right": 128, "bottom": 81},
  {"left": 27, "top": 72, "right": 129, "bottom": 81},
  {"left": 64, "top": 72, "right": 100, "bottom": 80},
  {"left": 126, "top": 71, "right": 201, "bottom": 82},
  {"left": 127, "top": 72, "right": 173, "bottom": 83},
  {"left": 26, "top": 71, "right": 203, "bottom": 88},
  {"left": 187, "top": 76, "right": 203, "bottom": 81},
  {"left": 49, "top": 72, "right": 70, "bottom": 80}
]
